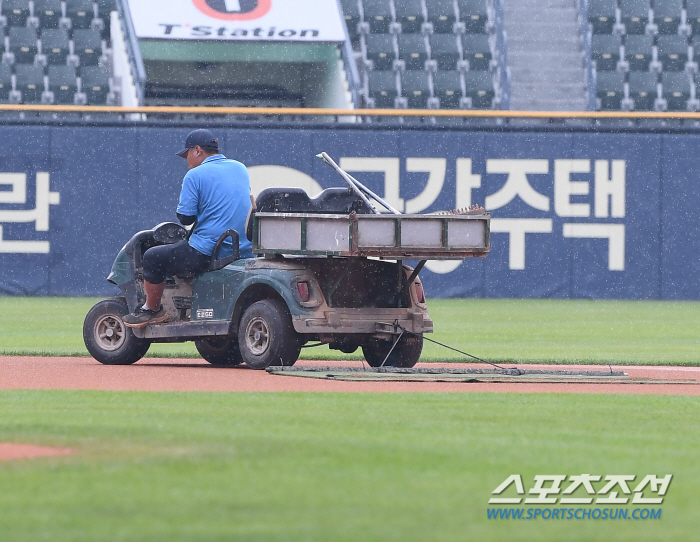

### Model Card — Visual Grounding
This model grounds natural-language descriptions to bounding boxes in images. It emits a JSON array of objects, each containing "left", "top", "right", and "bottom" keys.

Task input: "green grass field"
[
  {"left": 0, "top": 390, "right": 696, "bottom": 541},
  {"left": 1, "top": 297, "right": 699, "bottom": 365}
]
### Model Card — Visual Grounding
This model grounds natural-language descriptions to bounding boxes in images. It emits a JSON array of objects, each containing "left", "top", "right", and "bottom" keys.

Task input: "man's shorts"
[{"left": 142, "top": 241, "right": 211, "bottom": 284}]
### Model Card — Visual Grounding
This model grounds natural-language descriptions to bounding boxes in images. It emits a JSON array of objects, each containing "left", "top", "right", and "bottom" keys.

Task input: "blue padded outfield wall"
[{"left": 0, "top": 125, "right": 698, "bottom": 299}]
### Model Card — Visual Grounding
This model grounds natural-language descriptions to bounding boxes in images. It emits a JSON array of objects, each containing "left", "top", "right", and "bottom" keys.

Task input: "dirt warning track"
[{"left": 0, "top": 356, "right": 698, "bottom": 395}]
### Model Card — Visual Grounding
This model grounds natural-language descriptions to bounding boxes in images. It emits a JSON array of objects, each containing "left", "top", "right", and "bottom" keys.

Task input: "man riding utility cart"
[{"left": 83, "top": 147, "right": 491, "bottom": 370}]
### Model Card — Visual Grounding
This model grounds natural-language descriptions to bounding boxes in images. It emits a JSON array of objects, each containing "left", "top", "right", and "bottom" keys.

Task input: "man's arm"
[{"left": 177, "top": 213, "right": 196, "bottom": 225}]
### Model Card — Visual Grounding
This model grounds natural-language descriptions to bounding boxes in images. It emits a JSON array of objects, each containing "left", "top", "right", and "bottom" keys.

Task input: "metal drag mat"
[{"left": 266, "top": 366, "right": 697, "bottom": 385}]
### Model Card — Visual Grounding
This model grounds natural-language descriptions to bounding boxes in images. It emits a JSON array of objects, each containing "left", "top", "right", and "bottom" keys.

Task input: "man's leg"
[{"left": 123, "top": 243, "right": 178, "bottom": 328}]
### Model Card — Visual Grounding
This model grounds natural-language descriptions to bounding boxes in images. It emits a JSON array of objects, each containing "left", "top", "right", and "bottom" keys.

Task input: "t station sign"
[{"left": 127, "top": 0, "right": 347, "bottom": 42}]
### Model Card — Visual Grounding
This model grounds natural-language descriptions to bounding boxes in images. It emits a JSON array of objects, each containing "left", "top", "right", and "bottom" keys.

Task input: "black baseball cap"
[{"left": 176, "top": 129, "right": 219, "bottom": 158}]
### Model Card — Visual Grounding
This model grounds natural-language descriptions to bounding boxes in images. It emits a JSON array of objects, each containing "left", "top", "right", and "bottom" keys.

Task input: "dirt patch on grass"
[{"left": 0, "top": 443, "right": 75, "bottom": 461}]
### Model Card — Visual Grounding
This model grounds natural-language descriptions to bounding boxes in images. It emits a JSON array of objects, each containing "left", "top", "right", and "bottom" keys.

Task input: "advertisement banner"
[
  {"left": 127, "top": 0, "right": 346, "bottom": 42},
  {"left": 0, "top": 125, "right": 697, "bottom": 300}
]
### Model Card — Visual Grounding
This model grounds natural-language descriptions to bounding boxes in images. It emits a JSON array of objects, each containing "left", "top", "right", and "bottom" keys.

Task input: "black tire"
[
  {"left": 83, "top": 298, "right": 151, "bottom": 365},
  {"left": 237, "top": 298, "right": 301, "bottom": 370},
  {"left": 362, "top": 334, "right": 423, "bottom": 368},
  {"left": 195, "top": 336, "right": 243, "bottom": 366}
]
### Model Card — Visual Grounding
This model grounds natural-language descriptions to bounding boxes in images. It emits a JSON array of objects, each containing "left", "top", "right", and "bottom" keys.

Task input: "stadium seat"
[
  {"left": 628, "top": 71, "right": 658, "bottom": 110},
  {"left": 72, "top": 29, "right": 102, "bottom": 66},
  {"left": 96, "top": 0, "right": 117, "bottom": 20},
  {"left": 2, "top": 0, "right": 30, "bottom": 27},
  {"left": 397, "top": 33, "right": 428, "bottom": 70},
  {"left": 687, "top": 0, "right": 700, "bottom": 36},
  {"left": 15, "top": 64, "right": 45, "bottom": 103},
  {"left": 363, "top": 0, "right": 393, "bottom": 34},
  {"left": 427, "top": 0, "right": 458, "bottom": 34},
  {"left": 619, "top": 0, "right": 651, "bottom": 35},
  {"left": 365, "top": 33, "right": 396, "bottom": 70},
  {"left": 34, "top": 0, "right": 62, "bottom": 29},
  {"left": 367, "top": 69, "right": 398, "bottom": 107},
  {"left": 48, "top": 65, "right": 77, "bottom": 104},
  {"left": 661, "top": 71, "right": 691, "bottom": 110},
  {"left": 65, "top": 0, "right": 95, "bottom": 30},
  {"left": 596, "top": 71, "right": 625, "bottom": 109},
  {"left": 653, "top": 0, "right": 682, "bottom": 35},
  {"left": 400, "top": 70, "right": 431, "bottom": 108},
  {"left": 394, "top": 0, "right": 424, "bottom": 34},
  {"left": 461, "top": 34, "right": 491, "bottom": 70},
  {"left": 341, "top": 0, "right": 360, "bottom": 40},
  {"left": 41, "top": 29, "right": 70, "bottom": 65},
  {"left": 430, "top": 34, "right": 463, "bottom": 71},
  {"left": 432, "top": 70, "right": 463, "bottom": 108},
  {"left": 80, "top": 65, "right": 110, "bottom": 104},
  {"left": 624, "top": 34, "right": 653, "bottom": 71},
  {"left": 0, "top": 64, "right": 12, "bottom": 101},
  {"left": 592, "top": 34, "right": 622, "bottom": 71},
  {"left": 9, "top": 27, "right": 38, "bottom": 64},
  {"left": 463, "top": 70, "right": 493, "bottom": 108},
  {"left": 588, "top": 0, "right": 617, "bottom": 34},
  {"left": 458, "top": 0, "right": 489, "bottom": 34},
  {"left": 656, "top": 36, "right": 689, "bottom": 72}
]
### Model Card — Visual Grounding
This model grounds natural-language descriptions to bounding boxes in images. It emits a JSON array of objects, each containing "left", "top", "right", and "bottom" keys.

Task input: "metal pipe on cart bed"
[{"left": 317, "top": 152, "right": 401, "bottom": 215}]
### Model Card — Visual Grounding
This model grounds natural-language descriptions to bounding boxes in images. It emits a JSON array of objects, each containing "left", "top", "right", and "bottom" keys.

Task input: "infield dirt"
[{"left": 0, "top": 356, "right": 698, "bottom": 395}]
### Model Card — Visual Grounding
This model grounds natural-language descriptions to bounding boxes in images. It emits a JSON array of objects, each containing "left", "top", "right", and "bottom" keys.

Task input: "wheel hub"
[
  {"left": 94, "top": 314, "right": 126, "bottom": 352},
  {"left": 245, "top": 317, "right": 270, "bottom": 356}
]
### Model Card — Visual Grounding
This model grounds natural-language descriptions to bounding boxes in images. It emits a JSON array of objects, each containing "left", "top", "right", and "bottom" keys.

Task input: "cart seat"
[{"left": 255, "top": 187, "right": 373, "bottom": 215}]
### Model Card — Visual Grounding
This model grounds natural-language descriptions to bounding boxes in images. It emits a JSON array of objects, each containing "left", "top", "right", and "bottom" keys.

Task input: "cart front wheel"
[{"left": 83, "top": 298, "right": 151, "bottom": 365}]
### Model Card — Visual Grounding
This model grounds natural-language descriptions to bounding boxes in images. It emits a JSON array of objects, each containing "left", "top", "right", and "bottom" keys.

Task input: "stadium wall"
[{"left": 0, "top": 124, "right": 698, "bottom": 300}]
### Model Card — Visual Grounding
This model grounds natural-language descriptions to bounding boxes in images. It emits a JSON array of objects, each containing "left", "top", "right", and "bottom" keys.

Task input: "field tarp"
[{"left": 0, "top": 125, "right": 697, "bottom": 299}]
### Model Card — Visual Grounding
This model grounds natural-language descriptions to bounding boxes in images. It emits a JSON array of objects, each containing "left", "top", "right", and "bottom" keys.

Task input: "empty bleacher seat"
[
  {"left": 15, "top": 64, "right": 45, "bottom": 102},
  {"left": 427, "top": 0, "right": 458, "bottom": 34},
  {"left": 687, "top": 0, "right": 700, "bottom": 36},
  {"left": 596, "top": 71, "right": 625, "bottom": 109},
  {"left": 628, "top": 71, "right": 658, "bottom": 110},
  {"left": 588, "top": 0, "right": 617, "bottom": 34},
  {"left": 9, "top": 27, "right": 38, "bottom": 64},
  {"left": 430, "top": 33, "right": 462, "bottom": 71},
  {"left": 400, "top": 70, "right": 431, "bottom": 107},
  {"left": 72, "top": 29, "right": 102, "bottom": 66},
  {"left": 624, "top": 34, "right": 653, "bottom": 71},
  {"left": 2, "top": 0, "right": 30, "bottom": 27},
  {"left": 65, "top": 0, "right": 95, "bottom": 30},
  {"left": 363, "top": 0, "right": 393, "bottom": 34},
  {"left": 0, "top": 64, "right": 12, "bottom": 101},
  {"left": 41, "top": 28, "right": 70, "bottom": 65},
  {"left": 657, "top": 36, "right": 689, "bottom": 72},
  {"left": 365, "top": 33, "right": 396, "bottom": 70},
  {"left": 592, "top": 34, "right": 622, "bottom": 71},
  {"left": 463, "top": 70, "right": 493, "bottom": 108},
  {"left": 458, "top": 0, "right": 488, "bottom": 34},
  {"left": 661, "top": 71, "right": 691, "bottom": 110},
  {"left": 367, "top": 69, "right": 398, "bottom": 107},
  {"left": 80, "top": 65, "right": 110, "bottom": 104},
  {"left": 433, "top": 70, "right": 463, "bottom": 108},
  {"left": 341, "top": 0, "right": 360, "bottom": 40},
  {"left": 34, "top": 0, "right": 62, "bottom": 29},
  {"left": 461, "top": 34, "right": 491, "bottom": 70},
  {"left": 394, "top": 0, "right": 423, "bottom": 33},
  {"left": 48, "top": 65, "right": 77, "bottom": 103},
  {"left": 397, "top": 33, "right": 428, "bottom": 70},
  {"left": 619, "top": 0, "right": 650, "bottom": 35},
  {"left": 653, "top": 0, "right": 682, "bottom": 35}
]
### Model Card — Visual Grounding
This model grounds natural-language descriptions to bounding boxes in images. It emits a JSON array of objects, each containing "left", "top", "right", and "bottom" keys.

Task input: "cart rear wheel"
[
  {"left": 362, "top": 334, "right": 423, "bottom": 368},
  {"left": 83, "top": 298, "right": 151, "bottom": 365},
  {"left": 238, "top": 299, "right": 301, "bottom": 370},
  {"left": 195, "top": 336, "right": 243, "bottom": 366}
]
